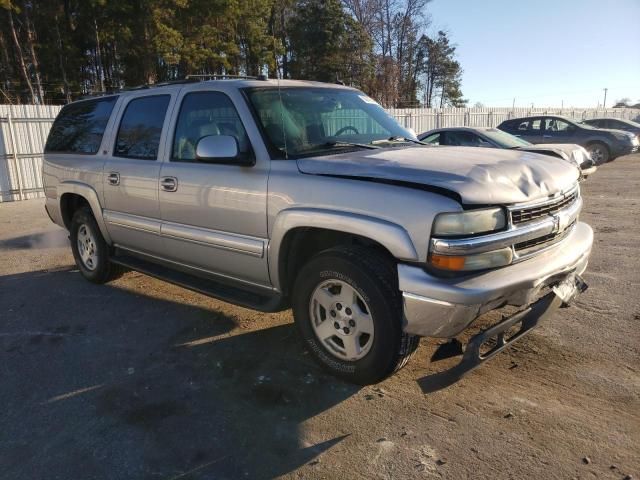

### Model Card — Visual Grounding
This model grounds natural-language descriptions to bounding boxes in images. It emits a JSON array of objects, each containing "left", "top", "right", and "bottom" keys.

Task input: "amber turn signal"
[{"left": 429, "top": 254, "right": 466, "bottom": 271}]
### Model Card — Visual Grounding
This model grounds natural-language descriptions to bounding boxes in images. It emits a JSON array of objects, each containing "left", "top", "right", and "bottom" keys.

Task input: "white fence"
[
  {"left": 389, "top": 107, "right": 640, "bottom": 133},
  {"left": 0, "top": 104, "right": 60, "bottom": 202},
  {"left": 1, "top": 104, "right": 639, "bottom": 202}
]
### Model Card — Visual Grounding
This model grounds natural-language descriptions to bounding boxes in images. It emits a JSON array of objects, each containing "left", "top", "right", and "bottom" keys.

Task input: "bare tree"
[
  {"left": 5, "top": 5, "right": 37, "bottom": 103},
  {"left": 22, "top": 1, "right": 44, "bottom": 103}
]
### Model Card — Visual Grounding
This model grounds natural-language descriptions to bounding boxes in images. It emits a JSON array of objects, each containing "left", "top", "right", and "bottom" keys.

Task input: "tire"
[
  {"left": 292, "top": 246, "right": 419, "bottom": 385},
  {"left": 586, "top": 142, "right": 610, "bottom": 164},
  {"left": 70, "top": 207, "right": 125, "bottom": 284}
]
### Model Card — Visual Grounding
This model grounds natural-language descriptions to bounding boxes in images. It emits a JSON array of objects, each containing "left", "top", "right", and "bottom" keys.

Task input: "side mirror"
[{"left": 195, "top": 135, "right": 254, "bottom": 166}]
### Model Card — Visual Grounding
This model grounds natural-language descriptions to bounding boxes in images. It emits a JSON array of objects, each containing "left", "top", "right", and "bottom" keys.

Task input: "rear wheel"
[
  {"left": 70, "top": 207, "right": 124, "bottom": 284},
  {"left": 586, "top": 142, "right": 610, "bottom": 164},
  {"left": 292, "top": 246, "right": 418, "bottom": 385}
]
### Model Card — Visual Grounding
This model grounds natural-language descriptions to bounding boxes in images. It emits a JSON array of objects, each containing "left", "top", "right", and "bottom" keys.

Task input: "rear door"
[
  {"left": 102, "top": 92, "right": 175, "bottom": 255},
  {"left": 157, "top": 87, "right": 271, "bottom": 287},
  {"left": 44, "top": 96, "right": 118, "bottom": 206}
]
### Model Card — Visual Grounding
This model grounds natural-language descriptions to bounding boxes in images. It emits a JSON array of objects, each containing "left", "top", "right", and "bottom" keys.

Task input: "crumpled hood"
[
  {"left": 517, "top": 143, "right": 590, "bottom": 167},
  {"left": 297, "top": 146, "right": 580, "bottom": 205}
]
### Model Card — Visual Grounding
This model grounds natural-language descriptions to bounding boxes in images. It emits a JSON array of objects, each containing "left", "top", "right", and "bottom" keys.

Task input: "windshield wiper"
[
  {"left": 372, "top": 136, "right": 427, "bottom": 145},
  {"left": 321, "top": 141, "right": 381, "bottom": 150}
]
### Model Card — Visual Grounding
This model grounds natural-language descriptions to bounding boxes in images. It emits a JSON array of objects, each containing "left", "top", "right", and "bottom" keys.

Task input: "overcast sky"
[{"left": 428, "top": 0, "right": 640, "bottom": 108}]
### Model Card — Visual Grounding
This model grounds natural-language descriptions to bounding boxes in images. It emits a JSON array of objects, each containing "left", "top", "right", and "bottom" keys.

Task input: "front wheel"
[
  {"left": 292, "top": 246, "right": 418, "bottom": 385},
  {"left": 586, "top": 142, "right": 610, "bottom": 164}
]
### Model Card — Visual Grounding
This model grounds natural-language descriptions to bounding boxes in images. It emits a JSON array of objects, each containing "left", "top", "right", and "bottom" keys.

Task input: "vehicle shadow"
[
  {"left": 417, "top": 365, "right": 468, "bottom": 394},
  {"left": 0, "top": 229, "right": 69, "bottom": 250},
  {"left": 0, "top": 268, "right": 358, "bottom": 480}
]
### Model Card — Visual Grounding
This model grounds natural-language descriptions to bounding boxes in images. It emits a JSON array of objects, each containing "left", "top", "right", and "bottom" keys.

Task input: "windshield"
[
  {"left": 481, "top": 128, "right": 532, "bottom": 148},
  {"left": 244, "top": 87, "right": 416, "bottom": 157}
]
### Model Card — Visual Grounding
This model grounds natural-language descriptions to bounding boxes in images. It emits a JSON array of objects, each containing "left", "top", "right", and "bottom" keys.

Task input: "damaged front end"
[{"left": 399, "top": 180, "right": 593, "bottom": 382}]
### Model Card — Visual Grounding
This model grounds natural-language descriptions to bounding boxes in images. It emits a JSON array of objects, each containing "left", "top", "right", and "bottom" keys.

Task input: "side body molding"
[
  {"left": 268, "top": 207, "right": 419, "bottom": 291},
  {"left": 57, "top": 181, "right": 112, "bottom": 244}
]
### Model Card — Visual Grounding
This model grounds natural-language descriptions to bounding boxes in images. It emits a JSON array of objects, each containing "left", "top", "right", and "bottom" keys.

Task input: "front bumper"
[
  {"left": 580, "top": 165, "right": 597, "bottom": 178},
  {"left": 399, "top": 221, "right": 593, "bottom": 338},
  {"left": 613, "top": 143, "right": 639, "bottom": 158}
]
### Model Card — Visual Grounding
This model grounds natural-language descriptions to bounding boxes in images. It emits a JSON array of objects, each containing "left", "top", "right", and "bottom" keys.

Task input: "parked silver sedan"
[{"left": 419, "top": 126, "right": 596, "bottom": 178}]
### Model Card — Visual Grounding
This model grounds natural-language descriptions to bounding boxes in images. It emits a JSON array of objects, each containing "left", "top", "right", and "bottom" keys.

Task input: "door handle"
[
  {"left": 107, "top": 172, "right": 120, "bottom": 186},
  {"left": 543, "top": 135, "right": 552, "bottom": 138},
  {"left": 160, "top": 176, "right": 178, "bottom": 192}
]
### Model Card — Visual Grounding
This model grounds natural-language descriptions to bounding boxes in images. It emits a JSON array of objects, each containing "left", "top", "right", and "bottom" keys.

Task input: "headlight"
[
  {"left": 432, "top": 208, "right": 506, "bottom": 237},
  {"left": 615, "top": 132, "right": 636, "bottom": 143}
]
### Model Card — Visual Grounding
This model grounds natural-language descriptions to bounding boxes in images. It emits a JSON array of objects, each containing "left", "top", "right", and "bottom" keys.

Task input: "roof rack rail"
[
  {"left": 185, "top": 74, "right": 268, "bottom": 81},
  {"left": 76, "top": 75, "right": 269, "bottom": 101},
  {"left": 78, "top": 91, "right": 121, "bottom": 100},
  {"left": 120, "top": 78, "right": 202, "bottom": 92}
]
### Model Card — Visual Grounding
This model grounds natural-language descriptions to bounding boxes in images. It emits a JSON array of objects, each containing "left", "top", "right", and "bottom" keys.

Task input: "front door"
[
  {"left": 102, "top": 93, "right": 175, "bottom": 256},
  {"left": 516, "top": 117, "right": 544, "bottom": 143},
  {"left": 541, "top": 117, "right": 576, "bottom": 144},
  {"left": 158, "top": 88, "right": 270, "bottom": 288}
]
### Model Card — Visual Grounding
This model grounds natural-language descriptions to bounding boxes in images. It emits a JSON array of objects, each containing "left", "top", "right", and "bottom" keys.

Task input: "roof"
[
  {"left": 504, "top": 114, "right": 574, "bottom": 123},
  {"left": 77, "top": 78, "right": 356, "bottom": 102},
  {"left": 586, "top": 117, "right": 635, "bottom": 123}
]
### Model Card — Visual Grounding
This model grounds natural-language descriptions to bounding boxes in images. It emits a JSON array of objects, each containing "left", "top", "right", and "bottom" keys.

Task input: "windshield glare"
[
  {"left": 245, "top": 87, "right": 416, "bottom": 157},
  {"left": 482, "top": 128, "right": 532, "bottom": 148}
]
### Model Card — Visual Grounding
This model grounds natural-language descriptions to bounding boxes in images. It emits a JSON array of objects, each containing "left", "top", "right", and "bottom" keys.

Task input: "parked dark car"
[
  {"left": 498, "top": 115, "right": 639, "bottom": 163},
  {"left": 418, "top": 126, "right": 596, "bottom": 177},
  {"left": 581, "top": 118, "right": 640, "bottom": 140}
]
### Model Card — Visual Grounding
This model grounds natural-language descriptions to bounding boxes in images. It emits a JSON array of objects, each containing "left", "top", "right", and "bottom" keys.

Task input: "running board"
[{"left": 111, "top": 253, "right": 287, "bottom": 313}]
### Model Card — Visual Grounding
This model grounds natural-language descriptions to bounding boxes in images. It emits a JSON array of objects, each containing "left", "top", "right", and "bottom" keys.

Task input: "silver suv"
[{"left": 43, "top": 79, "right": 593, "bottom": 385}]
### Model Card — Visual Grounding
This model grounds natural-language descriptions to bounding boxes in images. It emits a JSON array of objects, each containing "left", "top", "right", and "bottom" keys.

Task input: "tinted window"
[
  {"left": 114, "top": 95, "right": 170, "bottom": 160},
  {"left": 172, "top": 92, "right": 252, "bottom": 163},
  {"left": 441, "top": 131, "right": 483, "bottom": 146},
  {"left": 544, "top": 118, "right": 573, "bottom": 133},
  {"left": 500, "top": 120, "right": 517, "bottom": 132},
  {"left": 530, "top": 119, "right": 542, "bottom": 131},
  {"left": 45, "top": 96, "right": 118, "bottom": 154}
]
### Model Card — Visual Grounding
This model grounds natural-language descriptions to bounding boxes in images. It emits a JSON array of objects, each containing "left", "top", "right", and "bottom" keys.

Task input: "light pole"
[{"left": 603, "top": 88, "right": 608, "bottom": 109}]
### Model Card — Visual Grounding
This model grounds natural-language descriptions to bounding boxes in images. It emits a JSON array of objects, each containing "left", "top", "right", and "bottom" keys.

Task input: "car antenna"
[{"left": 273, "top": 30, "right": 288, "bottom": 160}]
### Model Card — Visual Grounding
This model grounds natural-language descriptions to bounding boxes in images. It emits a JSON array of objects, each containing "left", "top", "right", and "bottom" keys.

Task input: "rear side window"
[
  {"left": 45, "top": 96, "right": 118, "bottom": 154},
  {"left": 114, "top": 95, "right": 171, "bottom": 160}
]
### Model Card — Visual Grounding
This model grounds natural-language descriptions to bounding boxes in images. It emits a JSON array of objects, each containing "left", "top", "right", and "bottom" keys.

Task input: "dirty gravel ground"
[{"left": 1, "top": 154, "right": 639, "bottom": 480}]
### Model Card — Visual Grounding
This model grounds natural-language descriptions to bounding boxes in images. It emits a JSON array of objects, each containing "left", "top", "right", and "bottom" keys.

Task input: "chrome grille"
[
  {"left": 514, "top": 221, "right": 575, "bottom": 255},
  {"left": 511, "top": 190, "right": 578, "bottom": 225}
]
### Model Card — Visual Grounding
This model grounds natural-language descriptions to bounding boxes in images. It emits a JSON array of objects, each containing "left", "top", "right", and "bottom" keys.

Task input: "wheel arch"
[
  {"left": 58, "top": 181, "right": 112, "bottom": 243},
  {"left": 268, "top": 208, "right": 419, "bottom": 295}
]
